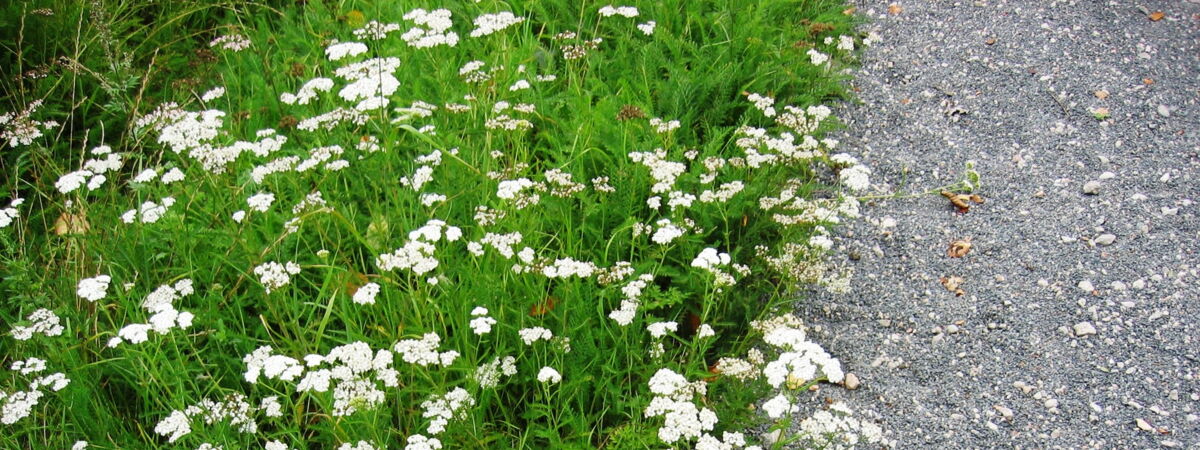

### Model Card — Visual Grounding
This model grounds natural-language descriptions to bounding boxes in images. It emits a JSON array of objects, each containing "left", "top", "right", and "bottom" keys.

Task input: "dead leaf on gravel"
[
  {"left": 1143, "top": 78, "right": 1155, "bottom": 85},
  {"left": 1148, "top": 11, "right": 1165, "bottom": 21},
  {"left": 1094, "top": 90, "right": 1109, "bottom": 99},
  {"left": 941, "top": 191, "right": 984, "bottom": 213},
  {"left": 888, "top": 3, "right": 902, "bottom": 15},
  {"left": 940, "top": 276, "right": 965, "bottom": 296},
  {"left": 53, "top": 211, "right": 90, "bottom": 235},
  {"left": 843, "top": 6, "right": 857, "bottom": 15},
  {"left": 948, "top": 239, "right": 973, "bottom": 258}
]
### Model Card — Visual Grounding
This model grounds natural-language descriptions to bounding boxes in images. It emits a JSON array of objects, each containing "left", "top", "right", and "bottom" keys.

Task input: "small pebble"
[
  {"left": 1078, "top": 280, "right": 1095, "bottom": 292},
  {"left": 1156, "top": 104, "right": 1171, "bottom": 117},
  {"left": 1111, "top": 281, "right": 1127, "bottom": 290},
  {"left": 994, "top": 404, "right": 1014, "bottom": 420},
  {"left": 946, "top": 324, "right": 961, "bottom": 334},
  {"left": 1045, "top": 398, "right": 1059, "bottom": 409},
  {"left": 1098, "top": 171, "right": 1116, "bottom": 180},
  {"left": 1073, "top": 321, "right": 1098, "bottom": 336},
  {"left": 844, "top": 372, "right": 861, "bottom": 390},
  {"left": 1082, "top": 181, "right": 1102, "bottom": 195},
  {"left": 1094, "top": 234, "right": 1116, "bottom": 246}
]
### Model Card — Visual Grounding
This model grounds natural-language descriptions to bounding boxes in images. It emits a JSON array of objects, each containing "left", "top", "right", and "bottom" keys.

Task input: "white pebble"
[
  {"left": 1094, "top": 234, "right": 1116, "bottom": 246},
  {"left": 1082, "top": 181, "right": 1102, "bottom": 195},
  {"left": 1078, "top": 280, "right": 1095, "bottom": 292},
  {"left": 1073, "top": 321, "right": 1098, "bottom": 336},
  {"left": 1098, "top": 171, "right": 1116, "bottom": 180}
]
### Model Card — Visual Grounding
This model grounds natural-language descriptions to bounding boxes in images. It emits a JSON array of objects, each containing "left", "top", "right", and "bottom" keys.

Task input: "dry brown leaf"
[
  {"left": 948, "top": 239, "right": 973, "bottom": 258},
  {"left": 53, "top": 212, "right": 89, "bottom": 235},
  {"left": 941, "top": 191, "right": 984, "bottom": 213},
  {"left": 1094, "top": 90, "right": 1109, "bottom": 99},
  {"left": 843, "top": 6, "right": 857, "bottom": 15},
  {"left": 940, "top": 276, "right": 966, "bottom": 296},
  {"left": 1143, "top": 78, "right": 1155, "bottom": 85},
  {"left": 1148, "top": 11, "right": 1164, "bottom": 21},
  {"left": 985, "top": 37, "right": 996, "bottom": 45},
  {"left": 530, "top": 295, "right": 559, "bottom": 316},
  {"left": 888, "top": 3, "right": 903, "bottom": 15}
]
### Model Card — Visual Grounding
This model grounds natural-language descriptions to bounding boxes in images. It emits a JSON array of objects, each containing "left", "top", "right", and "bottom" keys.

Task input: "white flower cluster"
[
  {"left": 473, "top": 356, "right": 517, "bottom": 388},
  {"left": 404, "top": 434, "right": 442, "bottom": 450},
  {"left": 108, "top": 279, "right": 196, "bottom": 348},
  {"left": 1, "top": 100, "right": 58, "bottom": 147},
  {"left": 254, "top": 261, "right": 301, "bottom": 293},
  {"left": 518, "top": 327, "right": 553, "bottom": 345},
  {"left": 691, "top": 248, "right": 744, "bottom": 288},
  {"left": 608, "top": 273, "right": 654, "bottom": 325},
  {"left": 154, "top": 393, "right": 258, "bottom": 443},
  {"left": 470, "top": 12, "right": 525, "bottom": 38},
  {"left": 335, "top": 57, "right": 401, "bottom": 107},
  {"left": 761, "top": 394, "right": 797, "bottom": 419},
  {"left": 599, "top": 5, "right": 639, "bottom": 17},
  {"left": 296, "top": 107, "right": 369, "bottom": 131},
  {"left": 201, "top": 86, "right": 225, "bottom": 102},
  {"left": 644, "top": 368, "right": 717, "bottom": 444},
  {"left": 209, "top": 34, "right": 251, "bottom": 51},
  {"left": 352, "top": 282, "right": 380, "bottom": 305},
  {"left": 469, "top": 306, "right": 497, "bottom": 335},
  {"left": 76, "top": 274, "right": 112, "bottom": 301},
  {"left": 402, "top": 9, "right": 459, "bottom": 48},
  {"left": 420, "top": 387, "right": 474, "bottom": 434},
  {"left": 393, "top": 332, "right": 459, "bottom": 367},
  {"left": 746, "top": 93, "right": 776, "bottom": 117},
  {"left": 699, "top": 181, "right": 745, "bottom": 203},
  {"left": 376, "top": 219, "right": 461, "bottom": 278},
  {"left": 752, "top": 314, "right": 844, "bottom": 388},
  {"left": 400, "top": 150, "right": 442, "bottom": 191},
  {"left": 247, "top": 191, "right": 275, "bottom": 212},
  {"left": 1, "top": 359, "right": 70, "bottom": 425},
  {"left": 467, "top": 232, "right": 523, "bottom": 258},
  {"left": 280, "top": 78, "right": 334, "bottom": 105},
  {"left": 495, "top": 177, "right": 543, "bottom": 208},
  {"left": 794, "top": 402, "right": 890, "bottom": 449},
  {"left": 0, "top": 197, "right": 21, "bottom": 227},
  {"left": 10, "top": 308, "right": 63, "bottom": 340},
  {"left": 120, "top": 197, "right": 175, "bottom": 224},
  {"left": 354, "top": 20, "right": 400, "bottom": 40},
  {"left": 649, "top": 117, "right": 680, "bottom": 133},
  {"left": 484, "top": 114, "right": 533, "bottom": 131},
  {"left": 637, "top": 21, "right": 656, "bottom": 35},
  {"left": 56, "top": 149, "right": 123, "bottom": 194},
  {"left": 536, "top": 366, "right": 562, "bottom": 384},
  {"left": 650, "top": 219, "right": 686, "bottom": 245},
  {"left": 629, "top": 148, "right": 686, "bottom": 193},
  {"left": 806, "top": 48, "right": 829, "bottom": 66},
  {"left": 541, "top": 257, "right": 597, "bottom": 278},
  {"left": 325, "top": 41, "right": 368, "bottom": 61},
  {"left": 243, "top": 346, "right": 304, "bottom": 383}
]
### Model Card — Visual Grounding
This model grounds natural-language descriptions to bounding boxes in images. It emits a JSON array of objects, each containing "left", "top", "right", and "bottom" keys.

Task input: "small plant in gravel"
[{"left": 1, "top": 1, "right": 889, "bottom": 448}]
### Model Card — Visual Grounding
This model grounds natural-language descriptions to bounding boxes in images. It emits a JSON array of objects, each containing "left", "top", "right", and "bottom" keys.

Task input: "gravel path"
[{"left": 796, "top": 1, "right": 1200, "bottom": 448}]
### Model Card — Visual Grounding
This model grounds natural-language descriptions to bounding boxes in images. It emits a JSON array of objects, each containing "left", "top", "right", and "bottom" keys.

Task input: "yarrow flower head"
[
  {"left": 536, "top": 366, "right": 562, "bottom": 384},
  {"left": 77, "top": 275, "right": 112, "bottom": 301}
]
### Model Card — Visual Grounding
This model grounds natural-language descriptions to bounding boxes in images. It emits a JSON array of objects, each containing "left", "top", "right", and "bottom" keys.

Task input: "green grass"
[{"left": 0, "top": 0, "right": 880, "bottom": 448}]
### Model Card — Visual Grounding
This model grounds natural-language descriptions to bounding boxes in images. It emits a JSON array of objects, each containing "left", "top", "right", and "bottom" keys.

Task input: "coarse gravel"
[{"left": 791, "top": 1, "right": 1200, "bottom": 448}]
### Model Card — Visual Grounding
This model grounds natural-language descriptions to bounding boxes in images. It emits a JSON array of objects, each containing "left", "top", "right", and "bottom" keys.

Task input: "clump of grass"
[{"left": 1, "top": 1, "right": 888, "bottom": 448}]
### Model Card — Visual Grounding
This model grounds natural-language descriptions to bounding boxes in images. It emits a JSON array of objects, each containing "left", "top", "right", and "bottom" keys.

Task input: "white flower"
[
  {"left": 77, "top": 275, "right": 112, "bottom": 301},
  {"left": 647, "top": 321, "right": 678, "bottom": 338},
  {"left": 599, "top": 5, "right": 639, "bottom": 17},
  {"left": 518, "top": 327, "right": 553, "bottom": 345},
  {"left": 697, "top": 324, "right": 715, "bottom": 339},
  {"left": 71, "top": 442, "right": 88, "bottom": 450},
  {"left": 470, "top": 12, "right": 525, "bottom": 37},
  {"left": 55, "top": 170, "right": 92, "bottom": 194},
  {"left": 807, "top": 48, "right": 829, "bottom": 66},
  {"left": 840, "top": 164, "right": 871, "bottom": 191},
  {"left": 762, "top": 394, "right": 797, "bottom": 419},
  {"left": 536, "top": 367, "right": 562, "bottom": 384},
  {"left": 247, "top": 192, "right": 275, "bottom": 212},
  {"left": 352, "top": 282, "right": 380, "bottom": 305},
  {"left": 509, "top": 79, "right": 531, "bottom": 91},
  {"left": 160, "top": 168, "right": 185, "bottom": 184},
  {"left": 201, "top": 86, "right": 225, "bottom": 102},
  {"left": 10, "top": 308, "right": 64, "bottom": 340},
  {"left": 809, "top": 235, "right": 833, "bottom": 251},
  {"left": 265, "top": 440, "right": 289, "bottom": 450},
  {"left": 254, "top": 261, "right": 301, "bottom": 293},
  {"left": 154, "top": 410, "right": 192, "bottom": 443},
  {"left": 0, "top": 197, "right": 20, "bottom": 228},
  {"left": 232, "top": 210, "right": 246, "bottom": 223},
  {"left": 637, "top": 21, "right": 656, "bottom": 35},
  {"left": 326, "top": 41, "right": 369, "bottom": 61},
  {"left": 404, "top": 435, "right": 442, "bottom": 450}
]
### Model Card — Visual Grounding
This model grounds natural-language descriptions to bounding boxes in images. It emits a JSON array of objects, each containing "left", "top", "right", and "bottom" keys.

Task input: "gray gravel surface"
[{"left": 796, "top": 1, "right": 1200, "bottom": 448}]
